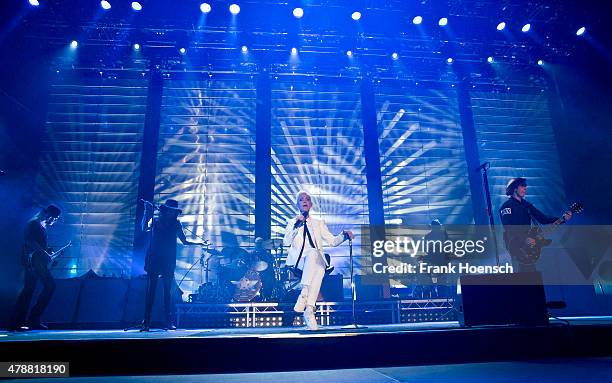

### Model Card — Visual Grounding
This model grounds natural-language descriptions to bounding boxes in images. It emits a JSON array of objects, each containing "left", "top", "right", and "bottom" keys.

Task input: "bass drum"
[{"left": 232, "top": 269, "right": 262, "bottom": 302}]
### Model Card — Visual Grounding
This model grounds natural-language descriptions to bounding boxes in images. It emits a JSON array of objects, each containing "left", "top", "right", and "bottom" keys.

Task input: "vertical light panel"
[
  {"left": 155, "top": 75, "right": 256, "bottom": 295},
  {"left": 470, "top": 91, "right": 565, "bottom": 219},
  {"left": 271, "top": 78, "right": 369, "bottom": 284},
  {"left": 375, "top": 85, "right": 473, "bottom": 225},
  {"left": 37, "top": 72, "right": 147, "bottom": 277}
]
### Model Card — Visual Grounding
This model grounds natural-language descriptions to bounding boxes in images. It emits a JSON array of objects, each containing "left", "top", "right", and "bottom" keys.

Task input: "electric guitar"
[
  {"left": 513, "top": 202, "right": 584, "bottom": 265},
  {"left": 27, "top": 241, "right": 72, "bottom": 268}
]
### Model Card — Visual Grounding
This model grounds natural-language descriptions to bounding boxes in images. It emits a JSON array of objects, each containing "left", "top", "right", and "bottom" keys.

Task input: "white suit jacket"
[{"left": 283, "top": 215, "right": 345, "bottom": 268}]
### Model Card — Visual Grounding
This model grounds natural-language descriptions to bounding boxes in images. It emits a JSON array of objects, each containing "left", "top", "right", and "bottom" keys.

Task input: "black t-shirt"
[{"left": 23, "top": 219, "right": 48, "bottom": 266}]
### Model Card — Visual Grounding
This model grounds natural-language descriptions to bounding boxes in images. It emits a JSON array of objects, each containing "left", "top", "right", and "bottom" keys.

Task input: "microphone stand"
[
  {"left": 342, "top": 239, "right": 367, "bottom": 330},
  {"left": 477, "top": 162, "right": 501, "bottom": 267}
]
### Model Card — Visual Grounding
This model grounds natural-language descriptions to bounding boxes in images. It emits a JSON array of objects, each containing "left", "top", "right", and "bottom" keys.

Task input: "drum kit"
[{"left": 191, "top": 239, "right": 298, "bottom": 303}]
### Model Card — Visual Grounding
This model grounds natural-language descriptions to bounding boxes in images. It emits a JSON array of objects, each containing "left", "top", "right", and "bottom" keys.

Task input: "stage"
[{"left": 2, "top": 317, "right": 612, "bottom": 377}]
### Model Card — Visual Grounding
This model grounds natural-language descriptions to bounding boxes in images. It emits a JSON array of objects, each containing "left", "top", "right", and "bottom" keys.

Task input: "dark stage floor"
[
  {"left": 3, "top": 357, "right": 612, "bottom": 383},
  {"left": 1, "top": 317, "right": 612, "bottom": 378}
]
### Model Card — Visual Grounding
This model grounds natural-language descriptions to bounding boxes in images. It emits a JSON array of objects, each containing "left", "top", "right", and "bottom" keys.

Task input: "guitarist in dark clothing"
[
  {"left": 11, "top": 205, "right": 62, "bottom": 331},
  {"left": 499, "top": 178, "right": 572, "bottom": 272}
]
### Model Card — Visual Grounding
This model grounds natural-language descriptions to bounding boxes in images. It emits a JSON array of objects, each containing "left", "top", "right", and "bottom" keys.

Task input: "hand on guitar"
[{"left": 562, "top": 211, "right": 573, "bottom": 222}]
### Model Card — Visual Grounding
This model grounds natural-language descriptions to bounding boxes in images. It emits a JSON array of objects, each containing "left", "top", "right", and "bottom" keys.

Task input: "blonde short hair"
[{"left": 295, "top": 190, "right": 312, "bottom": 207}]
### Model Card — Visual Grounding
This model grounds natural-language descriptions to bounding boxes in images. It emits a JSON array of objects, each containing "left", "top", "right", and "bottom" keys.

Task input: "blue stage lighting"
[
  {"left": 291, "top": 47, "right": 298, "bottom": 55},
  {"left": 496, "top": 22, "right": 506, "bottom": 31},
  {"left": 487, "top": 56, "right": 494, "bottom": 63},
  {"left": 131, "top": 2, "right": 142, "bottom": 11},
  {"left": 351, "top": 11, "right": 361, "bottom": 21},
  {"left": 29, "top": 0, "right": 40, "bottom": 6},
  {"left": 200, "top": 3, "right": 211, "bottom": 14},
  {"left": 537, "top": 59, "right": 544, "bottom": 66},
  {"left": 133, "top": 43, "right": 140, "bottom": 51},
  {"left": 179, "top": 47, "right": 186, "bottom": 55},
  {"left": 346, "top": 50, "right": 353, "bottom": 57},
  {"left": 100, "top": 1, "right": 111, "bottom": 10},
  {"left": 229, "top": 4, "right": 240, "bottom": 15},
  {"left": 391, "top": 52, "right": 398, "bottom": 60},
  {"left": 576, "top": 26, "right": 586, "bottom": 36},
  {"left": 293, "top": 7, "right": 304, "bottom": 19},
  {"left": 438, "top": 17, "right": 448, "bottom": 26},
  {"left": 521, "top": 23, "right": 531, "bottom": 32},
  {"left": 447, "top": 57, "right": 453, "bottom": 63},
  {"left": 70, "top": 40, "right": 78, "bottom": 49},
  {"left": 413, "top": 16, "right": 423, "bottom": 25},
  {"left": 241, "top": 46, "right": 248, "bottom": 53}
]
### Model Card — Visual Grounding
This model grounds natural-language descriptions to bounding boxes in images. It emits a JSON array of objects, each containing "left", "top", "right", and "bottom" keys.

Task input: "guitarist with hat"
[
  {"left": 499, "top": 178, "right": 573, "bottom": 272},
  {"left": 11, "top": 205, "right": 63, "bottom": 331}
]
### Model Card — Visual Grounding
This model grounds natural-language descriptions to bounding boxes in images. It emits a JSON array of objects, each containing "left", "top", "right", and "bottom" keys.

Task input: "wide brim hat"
[{"left": 159, "top": 199, "right": 182, "bottom": 214}]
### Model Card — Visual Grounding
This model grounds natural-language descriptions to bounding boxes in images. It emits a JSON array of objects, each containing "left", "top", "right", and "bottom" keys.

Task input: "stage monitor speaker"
[
  {"left": 459, "top": 272, "right": 548, "bottom": 327},
  {"left": 74, "top": 278, "right": 129, "bottom": 324},
  {"left": 320, "top": 274, "right": 344, "bottom": 301},
  {"left": 355, "top": 275, "right": 384, "bottom": 301},
  {"left": 41, "top": 278, "right": 82, "bottom": 325}
]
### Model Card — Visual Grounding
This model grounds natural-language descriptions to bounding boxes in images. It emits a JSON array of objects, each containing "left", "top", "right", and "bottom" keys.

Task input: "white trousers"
[{"left": 299, "top": 250, "right": 326, "bottom": 307}]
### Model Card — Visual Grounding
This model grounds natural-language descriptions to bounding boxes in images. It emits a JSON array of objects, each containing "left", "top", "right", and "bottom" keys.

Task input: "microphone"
[
  {"left": 475, "top": 162, "right": 490, "bottom": 172},
  {"left": 294, "top": 211, "right": 308, "bottom": 229}
]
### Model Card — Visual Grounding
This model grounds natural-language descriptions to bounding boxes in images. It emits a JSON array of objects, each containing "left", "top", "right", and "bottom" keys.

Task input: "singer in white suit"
[{"left": 283, "top": 191, "right": 354, "bottom": 330}]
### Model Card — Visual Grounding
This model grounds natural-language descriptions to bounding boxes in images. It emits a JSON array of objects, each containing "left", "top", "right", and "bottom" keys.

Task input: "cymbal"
[
  {"left": 203, "top": 248, "right": 222, "bottom": 257},
  {"left": 262, "top": 238, "right": 283, "bottom": 250},
  {"left": 251, "top": 261, "right": 268, "bottom": 272},
  {"left": 221, "top": 246, "right": 249, "bottom": 259}
]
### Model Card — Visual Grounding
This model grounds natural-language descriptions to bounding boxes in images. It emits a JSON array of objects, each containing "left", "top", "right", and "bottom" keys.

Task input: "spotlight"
[
  {"left": 200, "top": 3, "right": 211, "bottom": 14},
  {"left": 487, "top": 56, "right": 494, "bottom": 63},
  {"left": 293, "top": 7, "right": 303, "bottom": 19},
  {"left": 241, "top": 45, "right": 248, "bottom": 53},
  {"left": 133, "top": 43, "right": 140, "bottom": 50},
  {"left": 391, "top": 52, "right": 398, "bottom": 60},
  {"left": 496, "top": 22, "right": 506, "bottom": 31},
  {"left": 28, "top": 0, "right": 39, "bottom": 6},
  {"left": 179, "top": 47, "right": 186, "bottom": 54},
  {"left": 131, "top": 2, "right": 142, "bottom": 11},
  {"left": 576, "top": 26, "right": 586, "bottom": 36},
  {"left": 447, "top": 57, "right": 453, "bottom": 63},
  {"left": 70, "top": 40, "right": 78, "bottom": 49},
  {"left": 537, "top": 59, "right": 544, "bottom": 66},
  {"left": 521, "top": 23, "right": 531, "bottom": 32},
  {"left": 413, "top": 15, "right": 423, "bottom": 25},
  {"left": 346, "top": 50, "right": 353, "bottom": 57},
  {"left": 438, "top": 17, "right": 448, "bottom": 26},
  {"left": 229, "top": 4, "right": 240, "bottom": 15},
  {"left": 291, "top": 47, "right": 298, "bottom": 55},
  {"left": 351, "top": 11, "right": 361, "bottom": 21},
  {"left": 100, "top": 1, "right": 111, "bottom": 10}
]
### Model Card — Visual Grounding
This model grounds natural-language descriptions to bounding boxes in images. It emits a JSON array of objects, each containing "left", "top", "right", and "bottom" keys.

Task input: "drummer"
[{"left": 252, "top": 237, "right": 275, "bottom": 301}]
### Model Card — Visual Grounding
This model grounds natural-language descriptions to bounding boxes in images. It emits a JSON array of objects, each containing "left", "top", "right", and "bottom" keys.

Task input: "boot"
[
  {"left": 294, "top": 286, "right": 309, "bottom": 313},
  {"left": 303, "top": 306, "right": 318, "bottom": 331}
]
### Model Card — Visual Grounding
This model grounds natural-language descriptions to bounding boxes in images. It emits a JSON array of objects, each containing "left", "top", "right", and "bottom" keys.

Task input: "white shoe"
[
  {"left": 294, "top": 288, "right": 309, "bottom": 313},
  {"left": 303, "top": 306, "right": 319, "bottom": 330}
]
